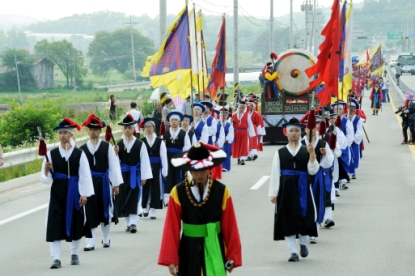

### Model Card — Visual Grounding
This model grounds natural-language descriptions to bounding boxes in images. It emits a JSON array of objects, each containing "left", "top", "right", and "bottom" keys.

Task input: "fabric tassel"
[
  {"left": 160, "top": 121, "right": 166, "bottom": 136},
  {"left": 335, "top": 116, "right": 342, "bottom": 128},
  {"left": 133, "top": 129, "right": 138, "bottom": 138},
  {"left": 38, "top": 139, "right": 47, "bottom": 156},
  {"left": 328, "top": 132, "right": 337, "bottom": 150},
  {"left": 318, "top": 121, "right": 326, "bottom": 148}
]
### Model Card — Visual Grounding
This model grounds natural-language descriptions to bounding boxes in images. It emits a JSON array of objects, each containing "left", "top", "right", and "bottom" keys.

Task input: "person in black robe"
[
  {"left": 140, "top": 118, "right": 168, "bottom": 219},
  {"left": 158, "top": 142, "right": 242, "bottom": 275},
  {"left": 268, "top": 117, "right": 319, "bottom": 262},
  {"left": 115, "top": 114, "right": 152, "bottom": 233},
  {"left": 163, "top": 111, "right": 191, "bottom": 205},
  {"left": 79, "top": 114, "right": 123, "bottom": 251},
  {"left": 40, "top": 118, "right": 94, "bottom": 269}
]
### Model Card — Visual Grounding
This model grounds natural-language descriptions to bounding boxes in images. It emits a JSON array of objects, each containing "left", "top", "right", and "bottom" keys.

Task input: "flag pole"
[
  {"left": 199, "top": 9, "right": 208, "bottom": 98},
  {"left": 185, "top": 1, "right": 194, "bottom": 116},
  {"left": 192, "top": 4, "right": 201, "bottom": 97}
]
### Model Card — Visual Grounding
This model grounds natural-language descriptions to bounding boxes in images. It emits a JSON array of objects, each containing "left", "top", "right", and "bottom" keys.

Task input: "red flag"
[
  {"left": 305, "top": 0, "right": 341, "bottom": 107},
  {"left": 207, "top": 16, "right": 226, "bottom": 98},
  {"left": 366, "top": 49, "right": 370, "bottom": 62}
]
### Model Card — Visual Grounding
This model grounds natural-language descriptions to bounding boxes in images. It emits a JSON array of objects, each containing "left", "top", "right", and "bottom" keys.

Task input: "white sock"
[
  {"left": 101, "top": 223, "right": 111, "bottom": 244},
  {"left": 85, "top": 228, "right": 96, "bottom": 247},
  {"left": 50, "top": 241, "right": 61, "bottom": 260},
  {"left": 164, "top": 194, "right": 170, "bottom": 206},
  {"left": 284, "top": 235, "right": 298, "bottom": 254},
  {"left": 150, "top": 208, "right": 156, "bottom": 217},
  {"left": 299, "top": 234, "right": 309, "bottom": 245},
  {"left": 70, "top": 239, "right": 81, "bottom": 255},
  {"left": 128, "top": 214, "right": 139, "bottom": 226},
  {"left": 324, "top": 207, "right": 333, "bottom": 221}
]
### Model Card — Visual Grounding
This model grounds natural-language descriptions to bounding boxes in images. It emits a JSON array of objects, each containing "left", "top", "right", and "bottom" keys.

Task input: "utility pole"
[
  {"left": 233, "top": 0, "right": 239, "bottom": 85},
  {"left": 290, "top": 0, "right": 293, "bottom": 48},
  {"left": 14, "top": 49, "right": 22, "bottom": 106},
  {"left": 126, "top": 16, "right": 139, "bottom": 82},
  {"left": 407, "top": 18, "right": 409, "bottom": 52},
  {"left": 310, "top": 0, "right": 316, "bottom": 53},
  {"left": 305, "top": 0, "right": 308, "bottom": 50},
  {"left": 270, "top": 0, "right": 274, "bottom": 54},
  {"left": 74, "top": 51, "right": 77, "bottom": 96},
  {"left": 160, "top": 0, "right": 167, "bottom": 47}
]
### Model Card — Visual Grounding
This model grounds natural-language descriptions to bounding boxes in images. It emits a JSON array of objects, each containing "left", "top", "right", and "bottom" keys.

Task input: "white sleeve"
[
  {"left": 226, "top": 124, "right": 234, "bottom": 144},
  {"left": 345, "top": 120, "right": 354, "bottom": 146},
  {"left": 140, "top": 145, "right": 153, "bottom": 180},
  {"left": 40, "top": 152, "right": 53, "bottom": 184},
  {"left": 181, "top": 104, "right": 186, "bottom": 115},
  {"left": 199, "top": 125, "right": 209, "bottom": 143},
  {"left": 268, "top": 151, "right": 280, "bottom": 197},
  {"left": 217, "top": 126, "right": 225, "bottom": 148},
  {"left": 78, "top": 152, "right": 95, "bottom": 197},
  {"left": 353, "top": 119, "right": 364, "bottom": 144},
  {"left": 248, "top": 117, "right": 256, "bottom": 137},
  {"left": 108, "top": 144, "right": 123, "bottom": 186},
  {"left": 319, "top": 142, "right": 334, "bottom": 169},
  {"left": 208, "top": 118, "right": 218, "bottom": 136},
  {"left": 183, "top": 134, "right": 191, "bottom": 152},
  {"left": 335, "top": 127, "right": 347, "bottom": 150},
  {"left": 191, "top": 133, "right": 197, "bottom": 146},
  {"left": 307, "top": 159, "right": 320, "bottom": 176},
  {"left": 160, "top": 141, "right": 168, "bottom": 177}
]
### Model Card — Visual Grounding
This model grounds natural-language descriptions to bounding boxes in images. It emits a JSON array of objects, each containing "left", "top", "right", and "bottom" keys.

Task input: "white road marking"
[
  {"left": 0, "top": 204, "right": 47, "bottom": 226},
  {"left": 250, "top": 176, "right": 270, "bottom": 190}
]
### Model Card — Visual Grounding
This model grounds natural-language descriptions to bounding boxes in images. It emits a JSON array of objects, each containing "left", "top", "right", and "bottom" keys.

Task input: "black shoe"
[
  {"left": 70, "top": 255, "right": 79, "bottom": 265},
  {"left": 324, "top": 219, "right": 335, "bottom": 228},
  {"left": 246, "top": 157, "right": 252, "bottom": 161},
  {"left": 130, "top": 224, "right": 137, "bottom": 233},
  {"left": 253, "top": 155, "right": 258, "bottom": 160},
  {"left": 50, "top": 259, "right": 61, "bottom": 269},
  {"left": 240, "top": 160, "right": 245, "bottom": 165},
  {"left": 335, "top": 190, "right": 340, "bottom": 197},
  {"left": 351, "top": 174, "right": 356, "bottom": 179},
  {"left": 83, "top": 246, "right": 94, "bottom": 251},
  {"left": 125, "top": 226, "right": 131, "bottom": 232},
  {"left": 138, "top": 213, "right": 143, "bottom": 217},
  {"left": 150, "top": 217, "right": 156, "bottom": 220},
  {"left": 300, "top": 245, "right": 309, "bottom": 258},
  {"left": 143, "top": 212, "right": 149, "bottom": 217},
  {"left": 102, "top": 240, "right": 110, "bottom": 248},
  {"left": 237, "top": 159, "right": 241, "bottom": 165},
  {"left": 288, "top": 253, "right": 299, "bottom": 262}
]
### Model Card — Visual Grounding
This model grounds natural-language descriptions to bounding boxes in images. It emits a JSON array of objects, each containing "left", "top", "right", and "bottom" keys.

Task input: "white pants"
[
  {"left": 85, "top": 223, "right": 111, "bottom": 247},
  {"left": 249, "top": 149, "right": 258, "bottom": 157},
  {"left": 324, "top": 207, "right": 333, "bottom": 221},
  {"left": 284, "top": 235, "right": 309, "bottom": 254},
  {"left": 50, "top": 239, "right": 81, "bottom": 260}
]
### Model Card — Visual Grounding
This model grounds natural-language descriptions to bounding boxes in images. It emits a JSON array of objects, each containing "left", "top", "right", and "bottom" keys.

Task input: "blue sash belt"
[
  {"left": 374, "top": 94, "right": 380, "bottom": 105},
  {"left": 312, "top": 168, "right": 331, "bottom": 224},
  {"left": 167, "top": 147, "right": 183, "bottom": 154},
  {"left": 280, "top": 170, "right": 308, "bottom": 218},
  {"left": 53, "top": 172, "right": 80, "bottom": 237},
  {"left": 234, "top": 128, "right": 247, "bottom": 131},
  {"left": 149, "top": 156, "right": 166, "bottom": 195},
  {"left": 120, "top": 162, "right": 141, "bottom": 201},
  {"left": 90, "top": 169, "right": 111, "bottom": 219}
]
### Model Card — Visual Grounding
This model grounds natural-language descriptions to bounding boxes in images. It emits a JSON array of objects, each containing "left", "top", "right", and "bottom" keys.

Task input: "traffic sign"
[
  {"left": 402, "top": 36, "right": 409, "bottom": 40},
  {"left": 387, "top": 31, "right": 404, "bottom": 40}
]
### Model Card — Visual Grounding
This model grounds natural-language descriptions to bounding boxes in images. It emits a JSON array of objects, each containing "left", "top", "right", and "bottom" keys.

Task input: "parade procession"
[{"left": 2, "top": 0, "right": 415, "bottom": 275}]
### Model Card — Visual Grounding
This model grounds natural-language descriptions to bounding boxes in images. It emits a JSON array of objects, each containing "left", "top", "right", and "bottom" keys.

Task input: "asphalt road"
[{"left": 1, "top": 84, "right": 415, "bottom": 275}]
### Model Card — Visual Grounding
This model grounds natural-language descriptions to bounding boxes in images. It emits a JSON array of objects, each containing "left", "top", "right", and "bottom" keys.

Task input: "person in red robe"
[
  {"left": 232, "top": 101, "right": 256, "bottom": 165},
  {"left": 158, "top": 142, "right": 242, "bottom": 276},
  {"left": 247, "top": 101, "right": 260, "bottom": 161}
]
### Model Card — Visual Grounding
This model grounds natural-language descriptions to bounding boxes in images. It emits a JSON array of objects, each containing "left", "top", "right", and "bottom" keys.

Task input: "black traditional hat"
[
  {"left": 267, "top": 62, "right": 273, "bottom": 68},
  {"left": 167, "top": 111, "right": 184, "bottom": 122},
  {"left": 282, "top": 117, "right": 306, "bottom": 129},
  {"left": 118, "top": 114, "right": 137, "bottom": 126},
  {"left": 142, "top": 117, "right": 157, "bottom": 127},
  {"left": 183, "top": 114, "right": 193, "bottom": 123},
  {"left": 82, "top": 114, "right": 107, "bottom": 129},
  {"left": 201, "top": 101, "right": 213, "bottom": 110},
  {"left": 171, "top": 142, "right": 226, "bottom": 171},
  {"left": 53, "top": 117, "right": 81, "bottom": 131}
]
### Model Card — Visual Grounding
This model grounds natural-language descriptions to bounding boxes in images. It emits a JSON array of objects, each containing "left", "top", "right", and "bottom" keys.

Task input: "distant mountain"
[{"left": 0, "top": 14, "right": 43, "bottom": 31}]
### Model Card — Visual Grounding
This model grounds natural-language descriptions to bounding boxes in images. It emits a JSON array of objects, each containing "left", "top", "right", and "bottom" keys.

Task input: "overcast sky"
[{"left": 3, "top": 0, "right": 364, "bottom": 20}]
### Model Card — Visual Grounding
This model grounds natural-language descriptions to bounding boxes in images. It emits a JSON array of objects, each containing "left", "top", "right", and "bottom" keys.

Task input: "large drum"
[{"left": 274, "top": 49, "right": 317, "bottom": 97}]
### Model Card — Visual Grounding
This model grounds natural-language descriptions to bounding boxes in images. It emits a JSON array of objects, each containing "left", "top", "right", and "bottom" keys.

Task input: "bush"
[
  {"left": 0, "top": 100, "right": 63, "bottom": 147},
  {"left": 141, "top": 101, "right": 155, "bottom": 117}
]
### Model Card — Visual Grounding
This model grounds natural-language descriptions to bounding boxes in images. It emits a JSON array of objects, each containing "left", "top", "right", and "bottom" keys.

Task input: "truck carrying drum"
[{"left": 260, "top": 48, "right": 317, "bottom": 143}]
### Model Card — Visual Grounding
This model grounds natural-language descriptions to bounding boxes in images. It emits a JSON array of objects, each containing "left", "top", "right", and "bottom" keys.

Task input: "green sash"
[{"left": 182, "top": 221, "right": 226, "bottom": 276}]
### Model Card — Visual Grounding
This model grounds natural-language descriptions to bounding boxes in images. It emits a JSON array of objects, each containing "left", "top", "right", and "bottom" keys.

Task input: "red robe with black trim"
[
  {"left": 232, "top": 111, "right": 250, "bottom": 158},
  {"left": 158, "top": 180, "right": 242, "bottom": 275},
  {"left": 248, "top": 111, "right": 260, "bottom": 152}
]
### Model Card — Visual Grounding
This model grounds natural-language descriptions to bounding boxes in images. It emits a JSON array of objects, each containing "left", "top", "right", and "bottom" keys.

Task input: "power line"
[{"left": 199, "top": 0, "right": 233, "bottom": 8}]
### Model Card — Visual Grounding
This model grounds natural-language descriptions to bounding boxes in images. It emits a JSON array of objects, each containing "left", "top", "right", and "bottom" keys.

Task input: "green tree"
[
  {"left": 88, "top": 28, "right": 155, "bottom": 77},
  {"left": 0, "top": 100, "right": 62, "bottom": 147},
  {"left": 0, "top": 48, "right": 37, "bottom": 92},
  {"left": 6, "top": 27, "right": 30, "bottom": 49},
  {"left": 34, "top": 39, "right": 87, "bottom": 88},
  {"left": 0, "top": 30, "right": 7, "bottom": 50}
]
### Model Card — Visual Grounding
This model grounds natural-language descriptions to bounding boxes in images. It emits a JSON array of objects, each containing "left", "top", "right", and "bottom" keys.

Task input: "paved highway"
[{"left": 1, "top": 82, "right": 415, "bottom": 275}]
